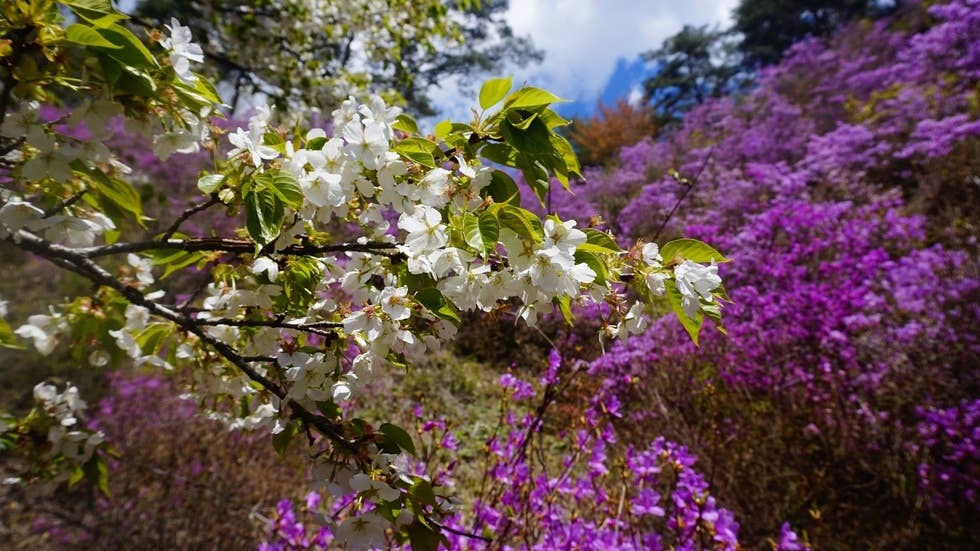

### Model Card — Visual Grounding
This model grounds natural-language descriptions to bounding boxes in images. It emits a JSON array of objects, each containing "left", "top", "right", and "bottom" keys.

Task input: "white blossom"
[
  {"left": 674, "top": 260, "right": 722, "bottom": 319},
  {"left": 335, "top": 512, "right": 388, "bottom": 550},
  {"left": 162, "top": 18, "right": 204, "bottom": 83},
  {"left": 16, "top": 313, "right": 65, "bottom": 355},
  {"left": 398, "top": 206, "right": 447, "bottom": 256},
  {"left": 251, "top": 256, "right": 279, "bottom": 282}
]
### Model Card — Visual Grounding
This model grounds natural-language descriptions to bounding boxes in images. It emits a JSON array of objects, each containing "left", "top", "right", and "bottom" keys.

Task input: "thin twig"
[
  {"left": 160, "top": 195, "right": 221, "bottom": 241},
  {"left": 429, "top": 518, "right": 493, "bottom": 543},
  {"left": 652, "top": 147, "right": 714, "bottom": 242},
  {"left": 42, "top": 190, "right": 87, "bottom": 218}
]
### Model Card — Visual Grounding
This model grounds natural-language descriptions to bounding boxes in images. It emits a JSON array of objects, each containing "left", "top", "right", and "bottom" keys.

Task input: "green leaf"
[
  {"left": 538, "top": 108, "right": 571, "bottom": 130},
  {"left": 506, "top": 109, "right": 538, "bottom": 130},
  {"left": 0, "top": 320, "right": 24, "bottom": 350},
  {"left": 515, "top": 154, "right": 551, "bottom": 207},
  {"left": 500, "top": 117, "right": 552, "bottom": 155},
  {"left": 172, "top": 80, "right": 218, "bottom": 112},
  {"left": 79, "top": 164, "right": 145, "bottom": 227},
  {"left": 414, "top": 288, "right": 461, "bottom": 326},
  {"left": 574, "top": 249, "right": 607, "bottom": 286},
  {"left": 135, "top": 323, "right": 172, "bottom": 356},
  {"left": 71, "top": 10, "right": 128, "bottom": 28},
  {"left": 393, "top": 114, "right": 419, "bottom": 135},
  {"left": 98, "top": 25, "right": 159, "bottom": 69},
  {"left": 82, "top": 455, "right": 110, "bottom": 496},
  {"left": 272, "top": 423, "right": 297, "bottom": 457},
  {"left": 393, "top": 137, "right": 442, "bottom": 168},
  {"left": 379, "top": 423, "right": 417, "bottom": 456},
  {"left": 61, "top": 0, "right": 114, "bottom": 14},
  {"left": 554, "top": 295, "right": 574, "bottom": 326},
  {"left": 306, "top": 137, "right": 328, "bottom": 150},
  {"left": 244, "top": 188, "right": 284, "bottom": 247},
  {"left": 314, "top": 400, "right": 343, "bottom": 420},
  {"left": 479, "top": 76, "right": 513, "bottom": 110},
  {"left": 582, "top": 228, "right": 623, "bottom": 253},
  {"left": 549, "top": 133, "right": 581, "bottom": 187},
  {"left": 660, "top": 238, "right": 730, "bottom": 264},
  {"left": 147, "top": 250, "right": 206, "bottom": 279},
  {"left": 407, "top": 521, "right": 442, "bottom": 551},
  {"left": 485, "top": 170, "right": 520, "bottom": 205},
  {"left": 197, "top": 174, "right": 223, "bottom": 194},
  {"left": 97, "top": 54, "right": 122, "bottom": 85},
  {"left": 462, "top": 211, "right": 499, "bottom": 254},
  {"left": 255, "top": 170, "right": 303, "bottom": 209},
  {"left": 68, "top": 465, "right": 85, "bottom": 488},
  {"left": 433, "top": 119, "right": 452, "bottom": 141},
  {"left": 479, "top": 143, "right": 518, "bottom": 168},
  {"left": 497, "top": 205, "right": 544, "bottom": 243},
  {"left": 64, "top": 24, "right": 121, "bottom": 48},
  {"left": 503, "top": 87, "right": 564, "bottom": 111},
  {"left": 114, "top": 65, "right": 157, "bottom": 96},
  {"left": 666, "top": 279, "right": 703, "bottom": 345},
  {"left": 408, "top": 479, "right": 436, "bottom": 506},
  {"left": 192, "top": 74, "right": 223, "bottom": 103}
]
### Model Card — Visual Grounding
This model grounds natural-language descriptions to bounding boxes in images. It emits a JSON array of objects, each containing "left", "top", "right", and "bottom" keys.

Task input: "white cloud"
[{"left": 504, "top": 0, "right": 738, "bottom": 103}]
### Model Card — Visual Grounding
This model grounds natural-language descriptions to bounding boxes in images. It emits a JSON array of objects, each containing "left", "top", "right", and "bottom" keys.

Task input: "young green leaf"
[
  {"left": 244, "top": 188, "right": 284, "bottom": 247},
  {"left": 665, "top": 279, "right": 704, "bottom": 345},
  {"left": 393, "top": 137, "right": 442, "bottom": 168},
  {"left": 197, "top": 174, "right": 223, "bottom": 194},
  {"left": 462, "top": 211, "right": 499, "bottom": 254},
  {"left": 414, "top": 288, "right": 462, "bottom": 326},
  {"left": 497, "top": 205, "right": 544, "bottom": 243},
  {"left": 479, "top": 76, "right": 513, "bottom": 110},
  {"left": 503, "top": 87, "right": 564, "bottom": 111},
  {"left": 485, "top": 170, "right": 521, "bottom": 205},
  {"left": 64, "top": 24, "right": 122, "bottom": 49},
  {"left": 660, "top": 238, "right": 730, "bottom": 264},
  {"left": 379, "top": 423, "right": 417, "bottom": 456}
]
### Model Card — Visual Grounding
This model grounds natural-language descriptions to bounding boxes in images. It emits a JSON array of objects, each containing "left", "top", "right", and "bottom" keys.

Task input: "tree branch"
[
  {"left": 10, "top": 230, "right": 358, "bottom": 454},
  {"left": 74, "top": 237, "right": 402, "bottom": 259}
]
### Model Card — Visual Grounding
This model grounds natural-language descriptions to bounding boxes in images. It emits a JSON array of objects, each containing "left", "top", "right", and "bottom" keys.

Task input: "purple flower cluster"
[
  {"left": 259, "top": 494, "right": 334, "bottom": 551},
  {"left": 444, "top": 376, "right": 745, "bottom": 550},
  {"left": 261, "top": 369, "right": 809, "bottom": 550},
  {"left": 914, "top": 400, "right": 980, "bottom": 508}
]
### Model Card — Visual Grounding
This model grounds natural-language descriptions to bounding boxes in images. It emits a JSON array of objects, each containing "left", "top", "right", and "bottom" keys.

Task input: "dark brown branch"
[
  {"left": 160, "top": 195, "right": 221, "bottom": 240},
  {"left": 197, "top": 316, "right": 341, "bottom": 329},
  {"left": 42, "top": 190, "right": 88, "bottom": 218},
  {"left": 79, "top": 237, "right": 402, "bottom": 259},
  {"left": 429, "top": 518, "right": 493, "bottom": 543},
  {"left": 10, "top": 230, "right": 357, "bottom": 454},
  {"left": 196, "top": 316, "right": 340, "bottom": 338}
]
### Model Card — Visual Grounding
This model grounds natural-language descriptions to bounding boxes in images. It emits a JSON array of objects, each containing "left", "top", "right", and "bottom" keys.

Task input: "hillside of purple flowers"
[{"left": 540, "top": 0, "right": 978, "bottom": 547}]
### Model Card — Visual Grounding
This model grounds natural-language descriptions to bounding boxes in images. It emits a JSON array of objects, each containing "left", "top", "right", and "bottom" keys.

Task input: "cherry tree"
[{"left": 0, "top": 1, "right": 727, "bottom": 547}]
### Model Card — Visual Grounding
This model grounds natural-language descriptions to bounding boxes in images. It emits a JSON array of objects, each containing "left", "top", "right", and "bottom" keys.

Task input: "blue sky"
[{"left": 429, "top": 0, "right": 737, "bottom": 120}]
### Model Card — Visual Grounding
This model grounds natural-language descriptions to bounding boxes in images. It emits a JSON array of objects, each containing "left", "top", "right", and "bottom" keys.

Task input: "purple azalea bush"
[
  {"left": 539, "top": 0, "right": 978, "bottom": 545},
  {"left": 260, "top": 362, "right": 808, "bottom": 550}
]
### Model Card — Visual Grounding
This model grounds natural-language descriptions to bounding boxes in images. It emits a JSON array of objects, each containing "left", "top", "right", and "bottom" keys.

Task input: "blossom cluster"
[{"left": 29, "top": 382, "right": 104, "bottom": 467}]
